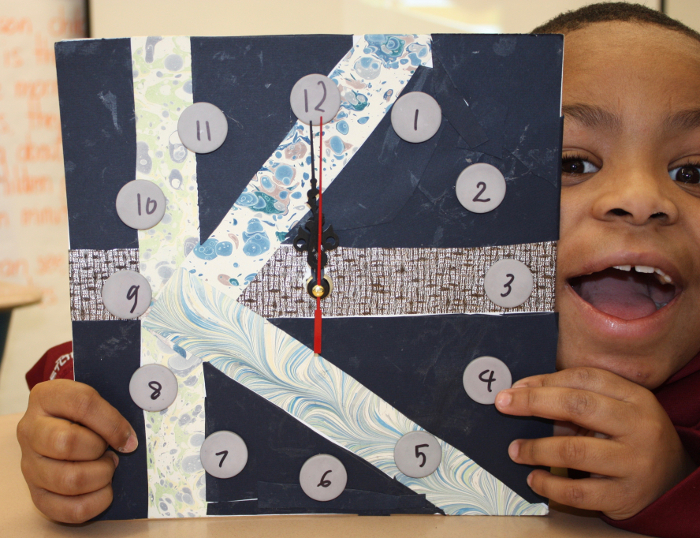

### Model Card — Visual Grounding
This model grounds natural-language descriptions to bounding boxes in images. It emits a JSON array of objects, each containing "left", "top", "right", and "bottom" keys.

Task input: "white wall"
[{"left": 91, "top": 0, "right": 687, "bottom": 37}]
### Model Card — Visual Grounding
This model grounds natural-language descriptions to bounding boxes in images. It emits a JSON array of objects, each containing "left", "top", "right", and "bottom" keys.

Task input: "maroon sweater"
[
  {"left": 27, "top": 344, "right": 700, "bottom": 536},
  {"left": 602, "top": 353, "right": 700, "bottom": 538}
]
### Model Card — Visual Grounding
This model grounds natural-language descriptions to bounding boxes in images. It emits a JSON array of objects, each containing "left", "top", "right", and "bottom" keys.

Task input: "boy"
[{"left": 15, "top": 3, "right": 700, "bottom": 535}]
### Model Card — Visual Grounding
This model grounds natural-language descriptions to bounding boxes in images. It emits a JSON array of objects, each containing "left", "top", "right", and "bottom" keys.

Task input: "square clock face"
[{"left": 57, "top": 33, "right": 562, "bottom": 520}]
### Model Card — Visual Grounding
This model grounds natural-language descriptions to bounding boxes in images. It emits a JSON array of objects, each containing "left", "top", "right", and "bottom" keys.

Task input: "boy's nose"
[{"left": 591, "top": 170, "right": 679, "bottom": 227}]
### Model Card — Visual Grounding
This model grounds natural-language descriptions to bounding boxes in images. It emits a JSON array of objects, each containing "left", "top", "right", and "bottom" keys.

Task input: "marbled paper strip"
[
  {"left": 143, "top": 268, "right": 547, "bottom": 516},
  {"left": 182, "top": 35, "right": 432, "bottom": 302},
  {"left": 131, "top": 36, "right": 206, "bottom": 518},
  {"left": 238, "top": 242, "right": 556, "bottom": 318}
]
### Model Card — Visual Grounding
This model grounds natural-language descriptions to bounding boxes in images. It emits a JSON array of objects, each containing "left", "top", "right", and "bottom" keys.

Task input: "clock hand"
[
  {"left": 314, "top": 116, "right": 324, "bottom": 354},
  {"left": 292, "top": 118, "right": 339, "bottom": 354}
]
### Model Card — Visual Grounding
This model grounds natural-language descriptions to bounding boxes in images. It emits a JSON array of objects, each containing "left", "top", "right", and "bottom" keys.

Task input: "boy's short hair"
[{"left": 532, "top": 1, "right": 700, "bottom": 43}]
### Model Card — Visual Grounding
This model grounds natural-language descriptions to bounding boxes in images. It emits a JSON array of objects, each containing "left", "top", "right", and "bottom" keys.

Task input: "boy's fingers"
[
  {"left": 25, "top": 416, "right": 108, "bottom": 461},
  {"left": 526, "top": 470, "right": 619, "bottom": 513},
  {"left": 23, "top": 451, "right": 118, "bottom": 496},
  {"left": 511, "top": 367, "right": 637, "bottom": 402},
  {"left": 30, "top": 380, "right": 137, "bottom": 453},
  {"left": 495, "top": 386, "right": 632, "bottom": 437},
  {"left": 510, "top": 436, "right": 625, "bottom": 477},
  {"left": 28, "top": 482, "right": 113, "bottom": 524}
]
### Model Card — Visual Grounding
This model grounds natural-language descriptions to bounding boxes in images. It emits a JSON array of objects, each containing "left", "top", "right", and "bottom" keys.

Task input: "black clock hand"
[{"left": 292, "top": 118, "right": 339, "bottom": 353}]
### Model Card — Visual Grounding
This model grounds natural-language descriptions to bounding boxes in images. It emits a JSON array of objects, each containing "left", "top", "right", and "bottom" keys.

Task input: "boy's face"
[{"left": 558, "top": 22, "right": 700, "bottom": 389}]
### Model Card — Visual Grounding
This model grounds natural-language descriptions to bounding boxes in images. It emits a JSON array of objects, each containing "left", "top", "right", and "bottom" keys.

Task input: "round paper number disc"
[
  {"left": 200, "top": 431, "right": 248, "bottom": 479},
  {"left": 299, "top": 454, "right": 347, "bottom": 502},
  {"left": 101, "top": 270, "right": 152, "bottom": 319},
  {"left": 394, "top": 431, "right": 442, "bottom": 478},
  {"left": 463, "top": 356, "right": 512, "bottom": 405},
  {"left": 177, "top": 102, "right": 228, "bottom": 154},
  {"left": 290, "top": 74, "right": 341, "bottom": 125},
  {"left": 129, "top": 363, "right": 178, "bottom": 412},
  {"left": 484, "top": 258, "right": 534, "bottom": 308},
  {"left": 115, "top": 179, "right": 166, "bottom": 230},
  {"left": 455, "top": 163, "right": 507, "bottom": 214},
  {"left": 391, "top": 91, "right": 442, "bottom": 143}
]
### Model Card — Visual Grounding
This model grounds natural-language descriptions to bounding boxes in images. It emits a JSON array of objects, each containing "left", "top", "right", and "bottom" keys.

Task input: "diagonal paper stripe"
[
  {"left": 144, "top": 268, "right": 547, "bottom": 516},
  {"left": 180, "top": 35, "right": 433, "bottom": 302}
]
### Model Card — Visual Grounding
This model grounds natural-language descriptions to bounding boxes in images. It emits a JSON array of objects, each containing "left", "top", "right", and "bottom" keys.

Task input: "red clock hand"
[{"left": 314, "top": 116, "right": 323, "bottom": 354}]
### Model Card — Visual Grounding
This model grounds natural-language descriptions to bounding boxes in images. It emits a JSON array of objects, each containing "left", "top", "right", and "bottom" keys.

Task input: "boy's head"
[{"left": 535, "top": 3, "right": 700, "bottom": 388}]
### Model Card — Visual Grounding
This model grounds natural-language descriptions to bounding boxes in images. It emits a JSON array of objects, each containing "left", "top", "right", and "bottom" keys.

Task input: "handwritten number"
[
  {"left": 304, "top": 89, "right": 309, "bottom": 113},
  {"left": 501, "top": 273, "right": 514, "bottom": 297},
  {"left": 136, "top": 194, "right": 157, "bottom": 216},
  {"left": 126, "top": 285, "right": 140, "bottom": 313},
  {"left": 479, "top": 369, "right": 496, "bottom": 392},
  {"left": 148, "top": 381, "right": 162, "bottom": 400},
  {"left": 315, "top": 81, "right": 327, "bottom": 112},
  {"left": 415, "top": 444, "right": 429, "bottom": 468},
  {"left": 317, "top": 470, "right": 332, "bottom": 488},
  {"left": 196, "top": 120, "right": 211, "bottom": 141},
  {"left": 473, "top": 181, "right": 491, "bottom": 203},
  {"left": 414, "top": 109, "right": 419, "bottom": 130},
  {"left": 216, "top": 450, "right": 228, "bottom": 468}
]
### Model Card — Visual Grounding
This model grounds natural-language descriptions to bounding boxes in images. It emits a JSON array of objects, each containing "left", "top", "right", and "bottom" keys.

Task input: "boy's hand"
[
  {"left": 495, "top": 367, "right": 697, "bottom": 520},
  {"left": 16, "top": 380, "right": 137, "bottom": 524}
]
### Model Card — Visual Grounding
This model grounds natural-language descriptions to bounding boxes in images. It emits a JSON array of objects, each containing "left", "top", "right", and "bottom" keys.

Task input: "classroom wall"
[
  {"left": 0, "top": 0, "right": 83, "bottom": 415},
  {"left": 0, "top": 0, "right": 697, "bottom": 415}
]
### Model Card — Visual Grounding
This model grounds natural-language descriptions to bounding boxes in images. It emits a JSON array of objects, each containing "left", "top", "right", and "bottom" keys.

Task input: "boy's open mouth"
[{"left": 568, "top": 265, "right": 678, "bottom": 321}]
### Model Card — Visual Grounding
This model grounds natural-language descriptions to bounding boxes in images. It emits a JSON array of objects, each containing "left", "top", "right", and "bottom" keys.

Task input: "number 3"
[{"left": 500, "top": 273, "right": 514, "bottom": 297}]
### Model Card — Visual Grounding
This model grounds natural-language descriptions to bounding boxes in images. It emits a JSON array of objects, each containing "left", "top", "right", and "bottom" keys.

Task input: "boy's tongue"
[{"left": 573, "top": 268, "right": 674, "bottom": 320}]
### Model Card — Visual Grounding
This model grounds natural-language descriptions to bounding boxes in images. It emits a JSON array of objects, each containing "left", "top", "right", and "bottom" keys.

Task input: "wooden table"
[{"left": 0, "top": 413, "right": 641, "bottom": 538}]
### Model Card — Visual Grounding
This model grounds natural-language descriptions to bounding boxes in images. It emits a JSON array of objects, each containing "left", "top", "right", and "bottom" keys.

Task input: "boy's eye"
[
  {"left": 668, "top": 165, "right": 700, "bottom": 184},
  {"left": 561, "top": 157, "right": 599, "bottom": 175}
]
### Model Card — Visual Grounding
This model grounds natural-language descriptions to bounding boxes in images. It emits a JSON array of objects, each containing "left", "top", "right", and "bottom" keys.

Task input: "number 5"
[{"left": 415, "top": 443, "right": 429, "bottom": 468}]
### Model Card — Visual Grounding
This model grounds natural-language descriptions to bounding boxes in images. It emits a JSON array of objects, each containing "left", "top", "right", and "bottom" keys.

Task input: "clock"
[{"left": 58, "top": 33, "right": 562, "bottom": 520}]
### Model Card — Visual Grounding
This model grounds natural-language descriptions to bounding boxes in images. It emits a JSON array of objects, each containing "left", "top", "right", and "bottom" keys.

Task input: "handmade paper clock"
[{"left": 57, "top": 33, "right": 562, "bottom": 520}]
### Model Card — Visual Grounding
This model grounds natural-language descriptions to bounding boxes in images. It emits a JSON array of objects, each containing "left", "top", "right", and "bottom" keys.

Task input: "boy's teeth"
[
  {"left": 611, "top": 264, "right": 674, "bottom": 284},
  {"left": 654, "top": 268, "right": 673, "bottom": 284}
]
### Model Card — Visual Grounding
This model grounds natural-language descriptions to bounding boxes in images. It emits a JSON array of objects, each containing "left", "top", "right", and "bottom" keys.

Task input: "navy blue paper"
[
  {"left": 269, "top": 313, "right": 557, "bottom": 504},
  {"left": 72, "top": 320, "right": 147, "bottom": 520},
  {"left": 203, "top": 363, "right": 440, "bottom": 515},
  {"left": 191, "top": 35, "right": 353, "bottom": 242},
  {"left": 56, "top": 39, "right": 138, "bottom": 251}
]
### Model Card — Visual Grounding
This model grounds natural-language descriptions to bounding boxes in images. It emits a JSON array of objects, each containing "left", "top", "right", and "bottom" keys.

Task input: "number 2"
[
  {"left": 415, "top": 443, "right": 429, "bottom": 468},
  {"left": 500, "top": 273, "right": 514, "bottom": 297},
  {"left": 126, "top": 285, "right": 140, "bottom": 313},
  {"left": 472, "top": 181, "right": 491, "bottom": 203}
]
